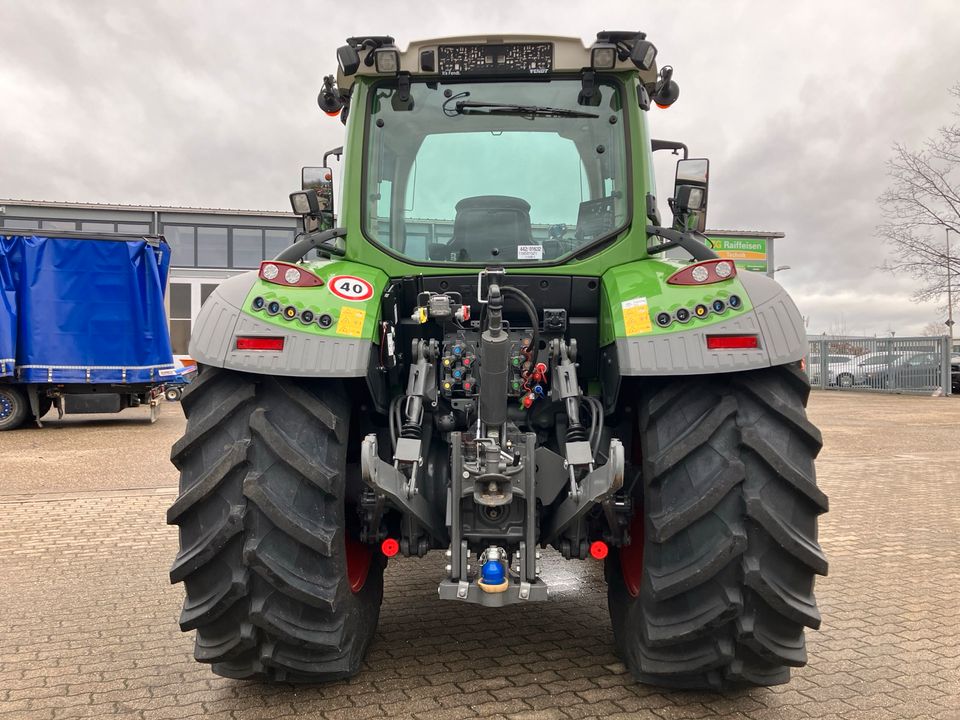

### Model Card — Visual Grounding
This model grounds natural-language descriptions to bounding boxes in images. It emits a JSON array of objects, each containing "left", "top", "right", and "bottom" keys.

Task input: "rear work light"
[
  {"left": 259, "top": 261, "right": 324, "bottom": 287},
  {"left": 236, "top": 336, "right": 285, "bottom": 351},
  {"left": 706, "top": 335, "right": 759, "bottom": 350},
  {"left": 667, "top": 259, "right": 737, "bottom": 286}
]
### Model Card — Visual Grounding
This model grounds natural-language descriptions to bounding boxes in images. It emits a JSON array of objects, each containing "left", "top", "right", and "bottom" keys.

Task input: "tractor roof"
[{"left": 334, "top": 33, "right": 660, "bottom": 90}]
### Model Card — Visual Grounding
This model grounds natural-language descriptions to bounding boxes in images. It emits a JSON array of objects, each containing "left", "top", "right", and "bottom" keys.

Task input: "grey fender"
[
  {"left": 612, "top": 271, "right": 806, "bottom": 376},
  {"left": 188, "top": 272, "right": 371, "bottom": 377}
]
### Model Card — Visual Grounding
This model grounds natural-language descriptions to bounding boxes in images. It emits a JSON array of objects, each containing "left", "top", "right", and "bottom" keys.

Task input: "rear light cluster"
[
  {"left": 706, "top": 335, "right": 759, "bottom": 350},
  {"left": 259, "top": 261, "right": 324, "bottom": 287},
  {"left": 236, "top": 336, "right": 284, "bottom": 351},
  {"left": 655, "top": 294, "right": 742, "bottom": 328},
  {"left": 667, "top": 259, "right": 736, "bottom": 286},
  {"left": 251, "top": 295, "right": 334, "bottom": 329}
]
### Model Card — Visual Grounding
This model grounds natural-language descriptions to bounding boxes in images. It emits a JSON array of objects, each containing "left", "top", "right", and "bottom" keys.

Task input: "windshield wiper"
[{"left": 451, "top": 100, "right": 599, "bottom": 119}]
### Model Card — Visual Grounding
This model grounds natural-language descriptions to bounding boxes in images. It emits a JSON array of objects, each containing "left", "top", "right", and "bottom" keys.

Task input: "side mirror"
[
  {"left": 672, "top": 158, "right": 709, "bottom": 232},
  {"left": 301, "top": 166, "right": 335, "bottom": 231}
]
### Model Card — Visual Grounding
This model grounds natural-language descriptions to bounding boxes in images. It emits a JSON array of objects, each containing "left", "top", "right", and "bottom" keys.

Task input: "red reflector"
[
  {"left": 589, "top": 540, "right": 609, "bottom": 560},
  {"left": 706, "top": 335, "right": 759, "bottom": 350},
  {"left": 236, "top": 336, "right": 285, "bottom": 351},
  {"left": 381, "top": 538, "right": 400, "bottom": 557}
]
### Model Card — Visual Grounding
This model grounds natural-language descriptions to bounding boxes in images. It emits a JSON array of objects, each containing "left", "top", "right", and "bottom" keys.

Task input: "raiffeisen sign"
[{"left": 704, "top": 231, "right": 784, "bottom": 275}]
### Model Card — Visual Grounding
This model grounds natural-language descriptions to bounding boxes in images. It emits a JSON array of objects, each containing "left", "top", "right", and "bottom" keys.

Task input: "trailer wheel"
[
  {"left": 165, "top": 386, "right": 182, "bottom": 402},
  {"left": 607, "top": 364, "right": 828, "bottom": 690},
  {"left": 168, "top": 366, "right": 384, "bottom": 682},
  {"left": 0, "top": 385, "right": 28, "bottom": 431}
]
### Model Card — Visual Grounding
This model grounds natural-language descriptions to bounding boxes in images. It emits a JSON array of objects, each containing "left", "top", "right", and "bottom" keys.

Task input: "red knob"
[{"left": 589, "top": 540, "right": 609, "bottom": 560}]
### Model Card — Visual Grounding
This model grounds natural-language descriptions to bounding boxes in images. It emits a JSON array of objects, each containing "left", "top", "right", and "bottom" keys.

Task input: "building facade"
[{"left": 2, "top": 199, "right": 786, "bottom": 356}]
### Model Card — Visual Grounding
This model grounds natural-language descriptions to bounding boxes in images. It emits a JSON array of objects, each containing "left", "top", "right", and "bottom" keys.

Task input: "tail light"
[
  {"left": 236, "top": 336, "right": 285, "bottom": 351},
  {"left": 667, "top": 259, "right": 736, "bottom": 286},
  {"left": 706, "top": 335, "right": 759, "bottom": 350},
  {"left": 259, "top": 261, "right": 324, "bottom": 287}
]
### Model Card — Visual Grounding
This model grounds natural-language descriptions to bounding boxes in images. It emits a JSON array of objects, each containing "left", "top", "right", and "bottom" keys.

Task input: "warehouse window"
[
  {"left": 232, "top": 228, "right": 264, "bottom": 268},
  {"left": 81, "top": 222, "right": 116, "bottom": 232},
  {"left": 265, "top": 229, "right": 295, "bottom": 259},
  {"left": 164, "top": 225, "right": 196, "bottom": 266},
  {"left": 118, "top": 223, "right": 151, "bottom": 234},
  {"left": 40, "top": 219, "right": 78, "bottom": 231},
  {"left": 197, "top": 226, "right": 228, "bottom": 267},
  {"left": 168, "top": 283, "right": 192, "bottom": 355},
  {"left": 1, "top": 219, "right": 40, "bottom": 230}
]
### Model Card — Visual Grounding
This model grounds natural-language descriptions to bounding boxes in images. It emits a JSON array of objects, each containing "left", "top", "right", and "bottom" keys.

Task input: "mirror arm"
[
  {"left": 646, "top": 225, "right": 719, "bottom": 261},
  {"left": 274, "top": 227, "right": 347, "bottom": 262}
]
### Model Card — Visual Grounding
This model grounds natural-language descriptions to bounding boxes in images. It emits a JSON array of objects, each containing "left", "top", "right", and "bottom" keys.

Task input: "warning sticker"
[
  {"left": 336, "top": 306, "right": 366, "bottom": 337},
  {"left": 517, "top": 244, "right": 544, "bottom": 261},
  {"left": 622, "top": 297, "right": 653, "bottom": 336}
]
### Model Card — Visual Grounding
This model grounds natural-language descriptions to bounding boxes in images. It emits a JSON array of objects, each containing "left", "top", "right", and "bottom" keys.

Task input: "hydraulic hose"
[{"left": 500, "top": 286, "right": 539, "bottom": 356}]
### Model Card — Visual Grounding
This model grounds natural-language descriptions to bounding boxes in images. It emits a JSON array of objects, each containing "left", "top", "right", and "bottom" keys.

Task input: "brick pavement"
[{"left": 1, "top": 392, "right": 958, "bottom": 719}]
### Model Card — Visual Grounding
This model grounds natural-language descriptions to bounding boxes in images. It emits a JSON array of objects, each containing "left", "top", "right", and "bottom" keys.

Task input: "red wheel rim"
[
  {"left": 345, "top": 535, "right": 373, "bottom": 593},
  {"left": 619, "top": 510, "right": 645, "bottom": 597}
]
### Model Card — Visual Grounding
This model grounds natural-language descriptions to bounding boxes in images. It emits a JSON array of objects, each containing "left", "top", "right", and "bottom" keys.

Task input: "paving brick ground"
[{"left": 1, "top": 392, "right": 959, "bottom": 719}]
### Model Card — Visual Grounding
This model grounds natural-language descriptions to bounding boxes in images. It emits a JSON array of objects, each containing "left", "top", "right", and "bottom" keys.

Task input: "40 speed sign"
[{"left": 328, "top": 275, "right": 374, "bottom": 302}]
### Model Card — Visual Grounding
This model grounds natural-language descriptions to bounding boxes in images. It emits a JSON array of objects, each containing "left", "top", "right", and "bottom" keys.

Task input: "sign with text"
[{"left": 705, "top": 235, "right": 768, "bottom": 273}]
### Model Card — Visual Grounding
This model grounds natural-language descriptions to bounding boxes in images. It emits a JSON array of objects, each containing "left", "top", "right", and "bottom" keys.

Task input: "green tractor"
[{"left": 168, "top": 32, "right": 827, "bottom": 690}]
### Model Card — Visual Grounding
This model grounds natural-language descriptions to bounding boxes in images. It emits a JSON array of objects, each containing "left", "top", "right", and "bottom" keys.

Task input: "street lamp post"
[{"left": 947, "top": 228, "right": 954, "bottom": 343}]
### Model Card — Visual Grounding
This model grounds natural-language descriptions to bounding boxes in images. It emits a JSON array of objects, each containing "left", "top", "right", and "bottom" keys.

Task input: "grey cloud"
[{"left": 2, "top": 0, "right": 958, "bottom": 335}]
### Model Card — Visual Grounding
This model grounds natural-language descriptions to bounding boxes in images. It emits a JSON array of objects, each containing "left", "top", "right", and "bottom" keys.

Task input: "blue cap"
[{"left": 480, "top": 559, "right": 505, "bottom": 585}]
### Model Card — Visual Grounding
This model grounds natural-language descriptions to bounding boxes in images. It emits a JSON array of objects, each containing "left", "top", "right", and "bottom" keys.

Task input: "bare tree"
[
  {"left": 878, "top": 84, "right": 960, "bottom": 324},
  {"left": 920, "top": 321, "right": 948, "bottom": 337}
]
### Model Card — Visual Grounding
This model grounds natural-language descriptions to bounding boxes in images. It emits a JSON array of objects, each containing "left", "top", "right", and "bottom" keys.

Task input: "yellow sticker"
[
  {"left": 622, "top": 297, "right": 652, "bottom": 336},
  {"left": 336, "top": 306, "right": 366, "bottom": 337}
]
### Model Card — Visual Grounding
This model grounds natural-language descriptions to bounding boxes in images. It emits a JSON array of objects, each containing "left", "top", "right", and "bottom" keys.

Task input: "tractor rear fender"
[
  {"left": 615, "top": 270, "right": 805, "bottom": 375},
  {"left": 600, "top": 268, "right": 806, "bottom": 408},
  {"left": 188, "top": 262, "right": 385, "bottom": 379}
]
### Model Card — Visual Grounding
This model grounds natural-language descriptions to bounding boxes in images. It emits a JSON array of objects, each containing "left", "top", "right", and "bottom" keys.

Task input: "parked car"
[
  {"left": 835, "top": 351, "right": 907, "bottom": 388},
  {"left": 862, "top": 351, "right": 945, "bottom": 390},
  {"left": 951, "top": 355, "right": 959, "bottom": 394},
  {"left": 807, "top": 354, "right": 855, "bottom": 386}
]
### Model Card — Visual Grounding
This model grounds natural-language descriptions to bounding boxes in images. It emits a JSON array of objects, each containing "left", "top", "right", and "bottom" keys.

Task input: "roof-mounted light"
[
  {"left": 374, "top": 48, "right": 400, "bottom": 73},
  {"left": 590, "top": 44, "right": 617, "bottom": 70},
  {"left": 631, "top": 40, "right": 657, "bottom": 71},
  {"left": 337, "top": 44, "right": 360, "bottom": 76}
]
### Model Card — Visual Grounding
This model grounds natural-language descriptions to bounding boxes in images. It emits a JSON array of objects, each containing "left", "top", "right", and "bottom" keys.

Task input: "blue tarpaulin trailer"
[{"left": 0, "top": 231, "right": 175, "bottom": 430}]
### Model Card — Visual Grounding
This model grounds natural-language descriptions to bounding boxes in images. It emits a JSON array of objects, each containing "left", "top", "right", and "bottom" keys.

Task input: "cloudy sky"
[{"left": 3, "top": 0, "right": 959, "bottom": 335}]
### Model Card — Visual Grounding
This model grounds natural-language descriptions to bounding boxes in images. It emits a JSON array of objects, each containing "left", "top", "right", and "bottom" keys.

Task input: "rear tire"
[
  {"left": 0, "top": 385, "right": 28, "bottom": 431},
  {"left": 168, "top": 366, "right": 384, "bottom": 682},
  {"left": 607, "top": 364, "right": 828, "bottom": 690}
]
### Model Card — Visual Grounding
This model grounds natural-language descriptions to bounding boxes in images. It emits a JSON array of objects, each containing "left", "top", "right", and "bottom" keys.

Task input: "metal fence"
[{"left": 805, "top": 335, "right": 957, "bottom": 395}]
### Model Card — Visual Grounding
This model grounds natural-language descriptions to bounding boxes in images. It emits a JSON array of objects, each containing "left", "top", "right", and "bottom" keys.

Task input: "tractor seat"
[{"left": 435, "top": 195, "right": 533, "bottom": 262}]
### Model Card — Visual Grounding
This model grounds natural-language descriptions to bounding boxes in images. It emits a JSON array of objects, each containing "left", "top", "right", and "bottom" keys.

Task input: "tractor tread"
[
  {"left": 243, "top": 470, "right": 337, "bottom": 556},
  {"left": 608, "top": 366, "right": 826, "bottom": 690},
  {"left": 167, "top": 440, "right": 250, "bottom": 524},
  {"left": 169, "top": 367, "right": 383, "bottom": 682},
  {"left": 648, "top": 459, "right": 744, "bottom": 542},
  {"left": 169, "top": 505, "right": 245, "bottom": 583},
  {"left": 249, "top": 408, "right": 337, "bottom": 495}
]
